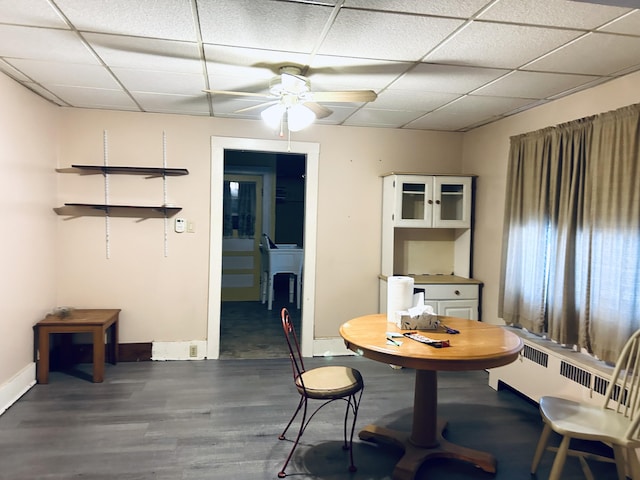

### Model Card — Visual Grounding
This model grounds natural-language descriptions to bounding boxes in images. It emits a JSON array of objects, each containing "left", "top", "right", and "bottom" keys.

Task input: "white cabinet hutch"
[{"left": 380, "top": 173, "right": 482, "bottom": 320}]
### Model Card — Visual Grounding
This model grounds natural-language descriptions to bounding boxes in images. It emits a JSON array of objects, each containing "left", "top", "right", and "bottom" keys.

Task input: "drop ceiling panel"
[
  {"left": 112, "top": 68, "right": 205, "bottom": 95},
  {"left": 371, "top": 90, "right": 460, "bottom": 111},
  {"left": 84, "top": 33, "right": 202, "bottom": 73},
  {"left": 0, "top": 25, "right": 97, "bottom": 64},
  {"left": 44, "top": 85, "right": 139, "bottom": 110},
  {"left": 308, "top": 56, "right": 411, "bottom": 90},
  {"left": 389, "top": 64, "right": 509, "bottom": 94},
  {"left": 7, "top": 59, "right": 118, "bottom": 89},
  {"left": 318, "top": 9, "right": 465, "bottom": 61},
  {"left": 0, "top": 0, "right": 68, "bottom": 28},
  {"left": 132, "top": 92, "right": 210, "bottom": 115},
  {"left": 427, "top": 22, "right": 584, "bottom": 69},
  {"left": 474, "top": 71, "right": 601, "bottom": 99},
  {"left": 343, "top": 0, "right": 491, "bottom": 17},
  {"left": 524, "top": 32, "right": 640, "bottom": 75},
  {"left": 198, "top": 0, "right": 332, "bottom": 53},
  {"left": 598, "top": 10, "right": 640, "bottom": 33},
  {"left": 55, "top": 0, "right": 197, "bottom": 40},
  {"left": 344, "top": 108, "right": 427, "bottom": 128},
  {"left": 478, "top": 0, "right": 633, "bottom": 28},
  {"left": 1, "top": 0, "right": 640, "bottom": 131}
]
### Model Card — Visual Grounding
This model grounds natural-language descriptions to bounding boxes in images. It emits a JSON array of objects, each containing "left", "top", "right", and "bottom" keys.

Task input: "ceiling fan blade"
[
  {"left": 234, "top": 100, "right": 279, "bottom": 114},
  {"left": 308, "top": 90, "right": 377, "bottom": 103},
  {"left": 303, "top": 102, "right": 332, "bottom": 119},
  {"left": 204, "top": 89, "right": 273, "bottom": 98}
]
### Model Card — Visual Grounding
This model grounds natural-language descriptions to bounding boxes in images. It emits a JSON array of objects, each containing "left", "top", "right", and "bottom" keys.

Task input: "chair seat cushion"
[
  {"left": 540, "top": 396, "right": 639, "bottom": 447},
  {"left": 296, "top": 366, "right": 364, "bottom": 399}
]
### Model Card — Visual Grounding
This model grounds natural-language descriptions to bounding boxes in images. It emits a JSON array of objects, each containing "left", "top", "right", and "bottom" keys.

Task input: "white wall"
[
  {"left": 0, "top": 74, "right": 58, "bottom": 412},
  {"left": 463, "top": 70, "right": 640, "bottom": 325}
]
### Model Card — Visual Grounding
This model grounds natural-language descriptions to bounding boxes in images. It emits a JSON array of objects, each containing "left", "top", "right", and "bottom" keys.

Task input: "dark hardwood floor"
[{"left": 0, "top": 353, "right": 618, "bottom": 479}]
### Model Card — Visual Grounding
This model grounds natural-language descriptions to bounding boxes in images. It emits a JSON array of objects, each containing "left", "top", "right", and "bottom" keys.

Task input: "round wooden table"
[{"left": 340, "top": 314, "right": 523, "bottom": 480}]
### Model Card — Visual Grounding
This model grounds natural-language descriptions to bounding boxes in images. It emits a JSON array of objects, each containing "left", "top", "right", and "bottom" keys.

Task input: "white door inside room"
[{"left": 222, "top": 174, "right": 263, "bottom": 301}]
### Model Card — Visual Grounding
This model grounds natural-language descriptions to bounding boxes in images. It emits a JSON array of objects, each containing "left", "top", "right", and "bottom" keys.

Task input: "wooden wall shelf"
[
  {"left": 55, "top": 203, "right": 182, "bottom": 218},
  {"left": 71, "top": 165, "right": 189, "bottom": 176}
]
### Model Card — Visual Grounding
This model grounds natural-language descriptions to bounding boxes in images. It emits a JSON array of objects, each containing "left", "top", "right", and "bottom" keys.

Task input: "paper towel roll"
[{"left": 387, "top": 276, "right": 414, "bottom": 325}]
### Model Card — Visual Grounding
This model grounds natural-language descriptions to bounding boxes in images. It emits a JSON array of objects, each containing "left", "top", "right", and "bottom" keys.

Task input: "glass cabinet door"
[
  {"left": 433, "top": 176, "right": 472, "bottom": 228},
  {"left": 394, "top": 176, "right": 432, "bottom": 227}
]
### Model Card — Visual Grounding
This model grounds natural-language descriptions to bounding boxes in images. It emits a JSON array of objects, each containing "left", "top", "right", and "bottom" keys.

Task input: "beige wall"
[
  {"left": 0, "top": 74, "right": 57, "bottom": 392},
  {"left": 55, "top": 108, "right": 462, "bottom": 345},
  {"left": 463, "top": 70, "right": 640, "bottom": 325},
  {"left": 2, "top": 67, "right": 639, "bottom": 397}
]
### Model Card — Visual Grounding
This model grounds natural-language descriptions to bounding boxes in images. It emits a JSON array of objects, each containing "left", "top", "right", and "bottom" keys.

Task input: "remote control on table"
[{"left": 403, "top": 332, "right": 450, "bottom": 348}]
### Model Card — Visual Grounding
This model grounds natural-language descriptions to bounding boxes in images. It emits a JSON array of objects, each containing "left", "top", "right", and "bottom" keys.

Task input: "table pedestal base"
[{"left": 359, "top": 419, "right": 497, "bottom": 480}]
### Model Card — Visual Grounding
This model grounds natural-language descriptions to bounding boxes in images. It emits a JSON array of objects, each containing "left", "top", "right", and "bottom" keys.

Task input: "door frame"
[{"left": 207, "top": 136, "right": 320, "bottom": 359}]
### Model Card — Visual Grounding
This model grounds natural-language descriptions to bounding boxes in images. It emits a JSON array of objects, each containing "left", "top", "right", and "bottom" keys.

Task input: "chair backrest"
[
  {"left": 281, "top": 308, "right": 306, "bottom": 387},
  {"left": 603, "top": 328, "right": 640, "bottom": 441}
]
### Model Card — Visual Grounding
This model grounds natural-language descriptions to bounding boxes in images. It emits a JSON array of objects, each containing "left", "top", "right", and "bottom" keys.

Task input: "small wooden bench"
[{"left": 35, "top": 309, "right": 120, "bottom": 383}]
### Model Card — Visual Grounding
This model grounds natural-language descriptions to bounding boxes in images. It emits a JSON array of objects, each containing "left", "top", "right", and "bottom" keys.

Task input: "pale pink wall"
[
  {"left": 0, "top": 74, "right": 58, "bottom": 388},
  {"left": 463, "top": 71, "right": 640, "bottom": 325}
]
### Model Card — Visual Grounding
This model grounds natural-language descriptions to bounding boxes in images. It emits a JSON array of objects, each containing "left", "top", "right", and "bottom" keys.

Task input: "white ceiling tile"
[
  {"left": 524, "top": 32, "right": 640, "bottom": 75},
  {"left": 44, "top": 85, "right": 139, "bottom": 110},
  {"left": 0, "top": 0, "right": 68, "bottom": 28},
  {"left": 343, "top": 0, "right": 491, "bottom": 17},
  {"left": 372, "top": 90, "right": 459, "bottom": 111},
  {"left": 598, "top": 10, "right": 640, "bottom": 34},
  {"left": 54, "top": 0, "right": 197, "bottom": 40},
  {"left": 0, "top": 58, "right": 31, "bottom": 82},
  {"left": 204, "top": 45, "right": 309, "bottom": 79},
  {"left": 427, "top": 22, "right": 584, "bottom": 69},
  {"left": 344, "top": 108, "right": 426, "bottom": 128},
  {"left": 2, "top": 0, "right": 640, "bottom": 131},
  {"left": 112, "top": 68, "right": 205, "bottom": 96},
  {"left": 389, "top": 63, "right": 508, "bottom": 94},
  {"left": 308, "top": 55, "right": 411, "bottom": 90},
  {"left": 479, "top": 0, "right": 632, "bottom": 29},
  {"left": 0, "top": 25, "right": 98, "bottom": 63},
  {"left": 319, "top": 9, "right": 465, "bottom": 61},
  {"left": 84, "top": 33, "right": 202, "bottom": 73},
  {"left": 7, "top": 58, "right": 118, "bottom": 88},
  {"left": 405, "top": 110, "right": 477, "bottom": 131},
  {"left": 198, "top": 0, "right": 332, "bottom": 53},
  {"left": 132, "top": 92, "right": 210, "bottom": 115},
  {"left": 474, "top": 71, "right": 601, "bottom": 99},
  {"left": 23, "top": 82, "right": 67, "bottom": 105}
]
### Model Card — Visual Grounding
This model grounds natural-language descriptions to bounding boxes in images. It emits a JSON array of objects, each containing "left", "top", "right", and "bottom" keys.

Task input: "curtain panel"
[{"left": 500, "top": 104, "right": 640, "bottom": 363}]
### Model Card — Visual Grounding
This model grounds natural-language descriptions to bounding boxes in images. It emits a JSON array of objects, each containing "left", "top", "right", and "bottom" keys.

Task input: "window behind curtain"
[{"left": 500, "top": 104, "right": 640, "bottom": 363}]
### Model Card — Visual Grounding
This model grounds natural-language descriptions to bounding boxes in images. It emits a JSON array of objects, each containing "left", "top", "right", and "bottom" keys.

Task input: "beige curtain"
[{"left": 500, "top": 104, "right": 640, "bottom": 363}]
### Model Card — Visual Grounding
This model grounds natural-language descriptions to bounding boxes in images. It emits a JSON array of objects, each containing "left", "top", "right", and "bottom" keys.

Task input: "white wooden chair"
[
  {"left": 260, "top": 234, "right": 303, "bottom": 310},
  {"left": 531, "top": 329, "right": 640, "bottom": 480}
]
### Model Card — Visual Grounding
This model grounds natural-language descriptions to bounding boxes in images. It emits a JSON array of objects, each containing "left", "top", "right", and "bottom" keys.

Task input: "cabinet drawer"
[{"left": 414, "top": 284, "right": 478, "bottom": 300}]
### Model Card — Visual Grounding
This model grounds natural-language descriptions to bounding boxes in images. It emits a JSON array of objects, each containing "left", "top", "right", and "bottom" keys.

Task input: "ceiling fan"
[{"left": 203, "top": 65, "right": 377, "bottom": 132}]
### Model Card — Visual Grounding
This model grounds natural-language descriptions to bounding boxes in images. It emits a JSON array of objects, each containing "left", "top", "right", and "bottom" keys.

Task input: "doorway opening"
[
  {"left": 207, "top": 137, "right": 320, "bottom": 360},
  {"left": 220, "top": 150, "right": 305, "bottom": 359}
]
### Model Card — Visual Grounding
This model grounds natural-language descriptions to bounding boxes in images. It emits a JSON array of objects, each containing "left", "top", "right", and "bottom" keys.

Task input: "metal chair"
[
  {"left": 277, "top": 307, "right": 364, "bottom": 478},
  {"left": 531, "top": 329, "right": 640, "bottom": 480}
]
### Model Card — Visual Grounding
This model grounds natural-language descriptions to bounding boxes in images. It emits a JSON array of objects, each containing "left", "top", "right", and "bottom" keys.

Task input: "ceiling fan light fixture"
[
  {"left": 287, "top": 104, "right": 315, "bottom": 132},
  {"left": 261, "top": 103, "right": 286, "bottom": 129}
]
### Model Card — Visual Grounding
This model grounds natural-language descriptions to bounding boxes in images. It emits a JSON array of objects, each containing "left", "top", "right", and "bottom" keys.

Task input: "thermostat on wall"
[{"left": 175, "top": 218, "right": 186, "bottom": 233}]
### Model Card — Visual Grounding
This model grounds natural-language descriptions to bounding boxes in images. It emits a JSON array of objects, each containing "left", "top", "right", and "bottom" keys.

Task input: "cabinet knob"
[
  {"left": 435, "top": 200, "right": 441, "bottom": 205},
  {"left": 428, "top": 200, "right": 433, "bottom": 205},
  {"left": 454, "top": 290, "right": 461, "bottom": 296}
]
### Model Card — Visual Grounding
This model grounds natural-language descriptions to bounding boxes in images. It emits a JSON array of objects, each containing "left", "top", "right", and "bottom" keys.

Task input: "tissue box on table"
[{"left": 398, "top": 303, "right": 440, "bottom": 330}]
